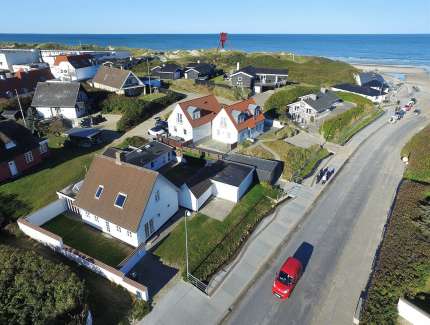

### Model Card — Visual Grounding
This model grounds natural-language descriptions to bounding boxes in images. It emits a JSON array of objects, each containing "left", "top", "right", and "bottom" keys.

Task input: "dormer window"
[
  {"left": 95, "top": 185, "right": 104, "bottom": 199},
  {"left": 193, "top": 111, "right": 200, "bottom": 119},
  {"left": 114, "top": 192, "right": 127, "bottom": 209},
  {"left": 5, "top": 141, "right": 16, "bottom": 150}
]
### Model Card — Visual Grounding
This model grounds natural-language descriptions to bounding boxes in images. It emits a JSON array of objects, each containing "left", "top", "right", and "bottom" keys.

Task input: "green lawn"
[
  {"left": 154, "top": 184, "right": 280, "bottom": 282},
  {"left": 320, "top": 92, "right": 383, "bottom": 145},
  {"left": 0, "top": 136, "right": 101, "bottom": 220},
  {"left": 140, "top": 92, "right": 166, "bottom": 102},
  {"left": 43, "top": 214, "right": 133, "bottom": 267},
  {"left": 401, "top": 124, "right": 430, "bottom": 184}
]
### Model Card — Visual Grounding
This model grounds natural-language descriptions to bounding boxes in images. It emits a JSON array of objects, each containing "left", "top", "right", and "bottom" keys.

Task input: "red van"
[{"left": 272, "top": 257, "right": 303, "bottom": 300}]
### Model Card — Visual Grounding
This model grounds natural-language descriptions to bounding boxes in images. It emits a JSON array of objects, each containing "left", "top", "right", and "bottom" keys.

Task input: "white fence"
[
  {"left": 17, "top": 203, "right": 149, "bottom": 301},
  {"left": 398, "top": 298, "right": 430, "bottom": 325}
]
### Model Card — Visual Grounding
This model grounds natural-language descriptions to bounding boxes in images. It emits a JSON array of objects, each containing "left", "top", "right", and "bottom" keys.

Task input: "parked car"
[
  {"left": 148, "top": 125, "right": 166, "bottom": 137},
  {"left": 272, "top": 257, "right": 303, "bottom": 300}
]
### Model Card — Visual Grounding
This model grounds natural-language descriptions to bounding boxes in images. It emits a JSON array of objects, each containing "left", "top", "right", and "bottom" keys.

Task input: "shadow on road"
[{"left": 293, "top": 241, "right": 314, "bottom": 271}]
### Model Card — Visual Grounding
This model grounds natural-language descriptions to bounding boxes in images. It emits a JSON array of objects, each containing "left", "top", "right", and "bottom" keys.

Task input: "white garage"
[{"left": 178, "top": 161, "right": 255, "bottom": 211}]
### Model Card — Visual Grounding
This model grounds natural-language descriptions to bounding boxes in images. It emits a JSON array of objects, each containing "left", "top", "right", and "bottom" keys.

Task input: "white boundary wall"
[
  {"left": 398, "top": 298, "right": 430, "bottom": 325},
  {"left": 17, "top": 202, "right": 149, "bottom": 301}
]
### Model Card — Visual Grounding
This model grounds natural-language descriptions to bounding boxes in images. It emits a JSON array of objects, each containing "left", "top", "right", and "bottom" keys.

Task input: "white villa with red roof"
[
  {"left": 167, "top": 95, "right": 265, "bottom": 145},
  {"left": 51, "top": 54, "right": 99, "bottom": 81}
]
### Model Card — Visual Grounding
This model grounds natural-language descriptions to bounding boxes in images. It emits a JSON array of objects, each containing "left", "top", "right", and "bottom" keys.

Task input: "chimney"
[
  {"left": 115, "top": 151, "right": 123, "bottom": 165},
  {"left": 236, "top": 62, "right": 240, "bottom": 71}
]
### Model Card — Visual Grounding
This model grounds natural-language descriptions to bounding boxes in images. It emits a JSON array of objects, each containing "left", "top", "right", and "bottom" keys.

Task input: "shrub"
[
  {"left": 0, "top": 245, "right": 87, "bottom": 324},
  {"left": 119, "top": 136, "right": 148, "bottom": 148},
  {"left": 128, "top": 299, "right": 152, "bottom": 322}
]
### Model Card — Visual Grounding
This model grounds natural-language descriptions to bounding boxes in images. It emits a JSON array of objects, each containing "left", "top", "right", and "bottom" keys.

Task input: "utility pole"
[
  {"left": 184, "top": 210, "right": 191, "bottom": 278},
  {"left": 15, "top": 89, "right": 27, "bottom": 128},
  {"left": 146, "top": 57, "right": 152, "bottom": 95}
]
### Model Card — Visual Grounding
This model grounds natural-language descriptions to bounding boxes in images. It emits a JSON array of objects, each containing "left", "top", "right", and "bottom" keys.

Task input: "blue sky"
[{"left": 3, "top": 0, "right": 429, "bottom": 34}]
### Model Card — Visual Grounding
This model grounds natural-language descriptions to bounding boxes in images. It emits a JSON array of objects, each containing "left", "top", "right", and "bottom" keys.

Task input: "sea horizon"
[{"left": 1, "top": 33, "right": 429, "bottom": 70}]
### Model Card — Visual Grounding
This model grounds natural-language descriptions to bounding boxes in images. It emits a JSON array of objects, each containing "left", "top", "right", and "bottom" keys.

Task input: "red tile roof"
[
  {"left": 0, "top": 68, "right": 54, "bottom": 99},
  {"left": 224, "top": 98, "right": 265, "bottom": 131},
  {"left": 178, "top": 94, "right": 221, "bottom": 128},
  {"left": 54, "top": 54, "right": 94, "bottom": 69}
]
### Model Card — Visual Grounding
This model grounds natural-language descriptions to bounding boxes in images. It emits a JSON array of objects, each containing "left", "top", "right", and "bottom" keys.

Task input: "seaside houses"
[
  {"left": 212, "top": 98, "right": 265, "bottom": 144},
  {"left": 287, "top": 89, "right": 341, "bottom": 124},
  {"left": 151, "top": 63, "right": 183, "bottom": 80},
  {"left": 0, "top": 120, "right": 49, "bottom": 182},
  {"left": 50, "top": 54, "right": 99, "bottom": 81},
  {"left": 184, "top": 62, "right": 215, "bottom": 80},
  {"left": 72, "top": 153, "right": 179, "bottom": 247},
  {"left": 91, "top": 65, "right": 145, "bottom": 96},
  {"left": 167, "top": 94, "right": 265, "bottom": 145},
  {"left": 230, "top": 64, "right": 289, "bottom": 93},
  {"left": 331, "top": 83, "right": 387, "bottom": 103},
  {"left": 0, "top": 49, "right": 42, "bottom": 72},
  {"left": 31, "top": 81, "right": 90, "bottom": 120}
]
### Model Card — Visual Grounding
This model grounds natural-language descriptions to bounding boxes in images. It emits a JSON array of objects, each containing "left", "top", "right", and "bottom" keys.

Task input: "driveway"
[{"left": 199, "top": 197, "right": 235, "bottom": 221}]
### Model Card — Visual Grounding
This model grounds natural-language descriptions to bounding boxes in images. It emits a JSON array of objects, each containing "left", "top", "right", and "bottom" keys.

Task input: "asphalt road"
[{"left": 223, "top": 113, "right": 427, "bottom": 325}]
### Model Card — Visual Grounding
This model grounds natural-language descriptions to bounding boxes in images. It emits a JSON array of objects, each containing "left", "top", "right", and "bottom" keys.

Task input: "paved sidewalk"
[{"left": 140, "top": 106, "right": 394, "bottom": 325}]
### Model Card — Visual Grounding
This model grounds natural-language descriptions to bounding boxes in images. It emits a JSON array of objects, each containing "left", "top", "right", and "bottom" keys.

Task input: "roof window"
[
  {"left": 114, "top": 192, "right": 127, "bottom": 209},
  {"left": 95, "top": 185, "right": 104, "bottom": 199}
]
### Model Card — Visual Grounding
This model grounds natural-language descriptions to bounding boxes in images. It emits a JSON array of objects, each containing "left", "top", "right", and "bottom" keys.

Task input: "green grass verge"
[
  {"left": 320, "top": 92, "right": 382, "bottom": 144},
  {"left": 401, "top": 124, "right": 430, "bottom": 184},
  {"left": 360, "top": 181, "right": 430, "bottom": 324},
  {"left": 43, "top": 214, "right": 133, "bottom": 267},
  {"left": 154, "top": 183, "right": 279, "bottom": 282},
  {"left": 0, "top": 136, "right": 100, "bottom": 220}
]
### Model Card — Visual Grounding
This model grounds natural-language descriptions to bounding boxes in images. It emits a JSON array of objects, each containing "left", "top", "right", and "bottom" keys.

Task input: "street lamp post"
[{"left": 184, "top": 210, "right": 191, "bottom": 278}]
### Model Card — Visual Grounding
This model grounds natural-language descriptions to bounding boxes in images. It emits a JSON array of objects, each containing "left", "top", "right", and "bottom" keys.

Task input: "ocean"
[{"left": 0, "top": 34, "right": 429, "bottom": 69}]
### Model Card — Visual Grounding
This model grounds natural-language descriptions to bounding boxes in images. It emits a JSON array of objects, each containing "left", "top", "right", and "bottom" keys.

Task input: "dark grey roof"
[
  {"left": 31, "top": 82, "right": 82, "bottom": 108},
  {"left": 333, "top": 83, "right": 385, "bottom": 97},
  {"left": 303, "top": 91, "right": 340, "bottom": 113},
  {"left": 103, "top": 141, "right": 174, "bottom": 167},
  {"left": 358, "top": 72, "right": 384, "bottom": 85},
  {"left": 224, "top": 153, "right": 281, "bottom": 172},
  {"left": 64, "top": 127, "right": 101, "bottom": 139},
  {"left": 233, "top": 66, "right": 289, "bottom": 77},
  {"left": 185, "top": 63, "right": 214, "bottom": 75},
  {"left": 0, "top": 120, "right": 41, "bottom": 162},
  {"left": 211, "top": 162, "right": 254, "bottom": 187},
  {"left": 154, "top": 63, "right": 182, "bottom": 73},
  {"left": 362, "top": 79, "right": 388, "bottom": 89},
  {"left": 185, "top": 161, "right": 254, "bottom": 197}
]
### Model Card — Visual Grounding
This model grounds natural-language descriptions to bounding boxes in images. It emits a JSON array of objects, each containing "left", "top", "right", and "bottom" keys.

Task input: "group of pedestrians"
[{"left": 316, "top": 167, "right": 335, "bottom": 185}]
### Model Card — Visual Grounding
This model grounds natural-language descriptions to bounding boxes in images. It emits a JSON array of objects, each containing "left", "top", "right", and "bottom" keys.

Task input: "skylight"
[
  {"left": 114, "top": 193, "right": 127, "bottom": 208},
  {"left": 95, "top": 185, "right": 104, "bottom": 199}
]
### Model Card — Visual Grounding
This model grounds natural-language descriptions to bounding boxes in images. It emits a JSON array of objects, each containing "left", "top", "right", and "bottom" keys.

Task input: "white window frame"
[
  {"left": 94, "top": 215, "right": 99, "bottom": 222},
  {"left": 95, "top": 185, "right": 104, "bottom": 199},
  {"left": 114, "top": 192, "right": 128, "bottom": 209},
  {"left": 105, "top": 221, "right": 110, "bottom": 232},
  {"left": 127, "top": 230, "right": 132, "bottom": 237},
  {"left": 176, "top": 113, "right": 183, "bottom": 124},
  {"left": 155, "top": 190, "right": 160, "bottom": 202},
  {"left": 116, "top": 225, "right": 121, "bottom": 232},
  {"left": 39, "top": 142, "right": 48, "bottom": 154},
  {"left": 24, "top": 151, "right": 34, "bottom": 164}
]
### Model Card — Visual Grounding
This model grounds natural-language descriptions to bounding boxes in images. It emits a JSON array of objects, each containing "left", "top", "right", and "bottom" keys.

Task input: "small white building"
[
  {"left": 212, "top": 98, "right": 265, "bottom": 144},
  {"left": 50, "top": 54, "right": 99, "bottom": 81},
  {"left": 74, "top": 154, "right": 179, "bottom": 247},
  {"left": 331, "top": 83, "right": 386, "bottom": 104},
  {"left": 31, "top": 81, "right": 90, "bottom": 120},
  {"left": 178, "top": 161, "right": 254, "bottom": 211},
  {"left": 167, "top": 94, "right": 220, "bottom": 143},
  {"left": 0, "top": 49, "right": 41, "bottom": 71}
]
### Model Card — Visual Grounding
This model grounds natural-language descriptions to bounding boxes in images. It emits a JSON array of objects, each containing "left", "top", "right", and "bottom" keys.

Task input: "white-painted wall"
[
  {"left": 136, "top": 176, "right": 179, "bottom": 244},
  {"left": 238, "top": 168, "right": 254, "bottom": 199},
  {"left": 18, "top": 220, "right": 64, "bottom": 248},
  {"left": 52, "top": 62, "right": 99, "bottom": 81},
  {"left": 0, "top": 50, "right": 40, "bottom": 71},
  {"left": 193, "top": 122, "right": 212, "bottom": 142},
  {"left": 36, "top": 106, "right": 85, "bottom": 120},
  {"left": 398, "top": 298, "right": 430, "bottom": 325},
  {"left": 26, "top": 199, "right": 67, "bottom": 226},
  {"left": 143, "top": 151, "right": 174, "bottom": 171},
  {"left": 212, "top": 109, "right": 239, "bottom": 144},
  {"left": 197, "top": 186, "right": 213, "bottom": 210},
  {"left": 331, "top": 88, "right": 385, "bottom": 104},
  {"left": 178, "top": 184, "right": 198, "bottom": 211},
  {"left": 168, "top": 105, "right": 194, "bottom": 141},
  {"left": 212, "top": 180, "right": 240, "bottom": 202}
]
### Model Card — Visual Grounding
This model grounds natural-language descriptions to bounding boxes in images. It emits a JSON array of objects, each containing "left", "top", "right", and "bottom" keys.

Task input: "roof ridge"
[{"left": 98, "top": 154, "right": 160, "bottom": 177}]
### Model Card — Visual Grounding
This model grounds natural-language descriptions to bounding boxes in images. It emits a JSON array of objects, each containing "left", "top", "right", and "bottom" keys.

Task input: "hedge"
[
  {"left": 116, "top": 91, "right": 185, "bottom": 132},
  {"left": 361, "top": 181, "right": 430, "bottom": 324}
]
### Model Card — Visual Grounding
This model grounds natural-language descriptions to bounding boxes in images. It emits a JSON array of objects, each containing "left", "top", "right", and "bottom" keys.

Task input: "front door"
[{"left": 8, "top": 160, "right": 18, "bottom": 176}]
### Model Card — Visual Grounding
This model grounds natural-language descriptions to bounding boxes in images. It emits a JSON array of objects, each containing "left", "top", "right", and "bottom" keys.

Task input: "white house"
[
  {"left": 31, "top": 81, "right": 90, "bottom": 120},
  {"left": 212, "top": 98, "right": 265, "bottom": 144},
  {"left": 74, "top": 154, "right": 179, "bottom": 247},
  {"left": 287, "top": 89, "right": 341, "bottom": 124},
  {"left": 178, "top": 161, "right": 254, "bottom": 211},
  {"left": 0, "top": 49, "right": 41, "bottom": 71},
  {"left": 91, "top": 65, "right": 145, "bottom": 96},
  {"left": 331, "top": 83, "right": 386, "bottom": 103},
  {"left": 50, "top": 54, "right": 99, "bottom": 81},
  {"left": 167, "top": 94, "right": 221, "bottom": 143}
]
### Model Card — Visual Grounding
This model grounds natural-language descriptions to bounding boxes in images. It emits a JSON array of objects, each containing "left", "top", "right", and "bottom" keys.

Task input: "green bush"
[
  {"left": 119, "top": 136, "right": 148, "bottom": 148},
  {"left": 128, "top": 300, "right": 152, "bottom": 322},
  {"left": 0, "top": 245, "right": 86, "bottom": 324},
  {"left": 361, "top": 181, "right": 430, "bottom": 324},
  {"left": 264, "top": 85, "right": 319, "bottom": 116}
]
